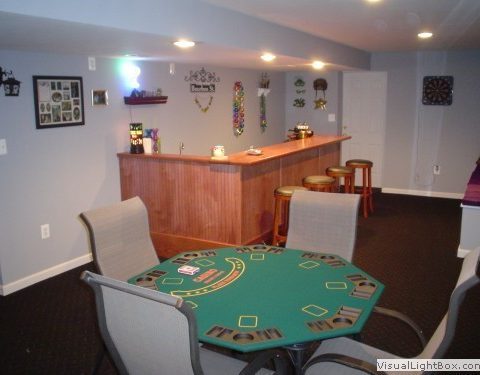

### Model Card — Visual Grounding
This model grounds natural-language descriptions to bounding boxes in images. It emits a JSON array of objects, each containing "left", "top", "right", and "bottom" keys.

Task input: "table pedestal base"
[{"left": 285, "top": 342, "right": 311, "bottom": 375}]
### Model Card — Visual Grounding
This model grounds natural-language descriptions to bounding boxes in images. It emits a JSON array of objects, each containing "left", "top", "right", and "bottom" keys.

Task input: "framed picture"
[
  {"left": 91, "top": 89, "right": 108, "bottom": 106},
  {"left": 33, "top": 76, "right": 84, "bottom": 129}
]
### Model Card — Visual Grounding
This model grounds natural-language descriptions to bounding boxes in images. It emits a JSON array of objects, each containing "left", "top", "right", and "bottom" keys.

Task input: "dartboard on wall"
[{"left": 422, "top": 76, "right": 454, "bottom": 105}]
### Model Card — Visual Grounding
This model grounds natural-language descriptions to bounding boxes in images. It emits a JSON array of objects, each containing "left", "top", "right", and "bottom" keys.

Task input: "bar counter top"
[{"left": 118, "top": 135, "right": 350, "bottom": 165}]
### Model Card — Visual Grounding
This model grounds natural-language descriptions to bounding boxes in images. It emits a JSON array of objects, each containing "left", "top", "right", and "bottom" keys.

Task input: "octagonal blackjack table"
[{"left": 128, "top": 245, "right": 384, "bottom": 374}]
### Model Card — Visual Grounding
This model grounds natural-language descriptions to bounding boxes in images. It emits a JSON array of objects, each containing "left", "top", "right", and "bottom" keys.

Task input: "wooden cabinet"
[{"left": 118, "top": 135, "right": 350, "bottom": 258}]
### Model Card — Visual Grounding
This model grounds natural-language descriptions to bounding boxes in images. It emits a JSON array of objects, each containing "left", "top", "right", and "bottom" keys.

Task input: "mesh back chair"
[
  {"left": 286, "top": 190, "right": 360, "bottom": 261},
  {"left": 80, "top": 196, "right": 160, "bottom": 281},
  {"left": 303, "top": 247, "right": 480, "bottom": 375},
  {"left": 81, "top": 271, "right": 288, "bottom": 375}
]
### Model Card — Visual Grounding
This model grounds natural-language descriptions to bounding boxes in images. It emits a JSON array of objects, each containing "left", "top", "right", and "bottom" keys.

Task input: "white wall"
[
  {"left": 0, "top": 49, "right": 286, "bottom": 293},
  {"left": 372, "top": 50, "right": 480, "bottom": 197}
]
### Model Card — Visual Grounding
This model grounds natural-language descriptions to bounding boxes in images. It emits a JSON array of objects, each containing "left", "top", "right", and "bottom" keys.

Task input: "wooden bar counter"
[{"left": 118, "top": 135, "right": 350, "bottom": 258}]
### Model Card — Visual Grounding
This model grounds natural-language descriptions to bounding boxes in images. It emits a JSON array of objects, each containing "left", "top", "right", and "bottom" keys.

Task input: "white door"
[{"left": 341, "top": 71, "right": 387, "bottom": 187}]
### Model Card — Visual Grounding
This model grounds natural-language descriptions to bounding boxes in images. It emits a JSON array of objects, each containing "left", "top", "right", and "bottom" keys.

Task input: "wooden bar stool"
[
  {"left": 325, "top": 166, "right": 355, "bottom": 194},
  {"left": 346, "top": 159, "right": 374, "bottom": 218},
  {"left": 302, "top": 175, "right": 336, "bottom": 192},
  {"left": 272, "top": 186, "right": 308, "bottom": 246}
]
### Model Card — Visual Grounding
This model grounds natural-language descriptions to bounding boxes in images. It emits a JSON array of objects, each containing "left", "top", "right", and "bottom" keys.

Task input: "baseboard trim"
[
  {"left": 0, "top": 253, "right": 93, "bottom": 296},
  {"left": 381, "top": 187, "right": 463, "bottom": 200},
  {"left": 457, "top": 247, "right": 472, "bottom": 258}
]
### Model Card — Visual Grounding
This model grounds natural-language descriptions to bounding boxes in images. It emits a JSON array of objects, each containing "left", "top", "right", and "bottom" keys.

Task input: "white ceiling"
[
  {"left": 203, "top": 0, "right": 480, "bottom": 52},
  {"left": 1, "top": 0, "right": 479, "bottom": 71}
]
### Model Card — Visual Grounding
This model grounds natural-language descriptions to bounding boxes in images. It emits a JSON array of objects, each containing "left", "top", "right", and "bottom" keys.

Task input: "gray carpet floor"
[{"left": 0, "top": 192, "right": 478, "bottom": 374}]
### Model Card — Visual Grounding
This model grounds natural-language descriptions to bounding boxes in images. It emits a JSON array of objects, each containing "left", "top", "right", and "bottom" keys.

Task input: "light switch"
[
  {"left": 0, "top": 139, "right": 7, "bottom": 155},
  {"left": 88, "top": 56, "right": 96, "bottom": 71},
  {"left": 328, "top": 113, "right": 336, "bottom": 122}
]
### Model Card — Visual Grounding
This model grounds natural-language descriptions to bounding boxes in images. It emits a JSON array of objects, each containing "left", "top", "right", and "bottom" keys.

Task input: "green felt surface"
[{"left": 128, "top": 246, "right": 384, "bottom": 352}]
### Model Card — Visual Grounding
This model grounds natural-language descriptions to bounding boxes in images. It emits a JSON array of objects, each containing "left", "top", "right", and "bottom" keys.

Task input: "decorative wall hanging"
[
  {"left": 293, "top": 77, "right": 306, "bottom": 107},
  {"left": 33, "top": 76, "right": 84, "bottom": 129},
  {"left": 194, "top": 95, "right": 213, "bottom": 113},
  {"left": 258, "top": 73, "right": 270, "bottom": 130},
  {"left": 233, "top": 81, "right": 245, "bottom": 136},
  {"left": 259, "top": 93, "right": 267, "bottom": 130},
  {"left": 293, "top": 98, "right": 305, "bottom": 108},
  {"left": 91, "top": 89, "right": 108, "bottom": 106},
  {"left": 190, "top": 83, "right": 216, "bottom": 93},
  {"left": 0, "top": 66, "right": 21, "bottom": 96},
  {"left": 313, "top": 78, "right": 328, "bottom": 110},
  {"left": 185, "top": 67, "right": 220, "bottom": 93},
  {"left": 422, "top": 76, "right": 453, "bottom": 105}
]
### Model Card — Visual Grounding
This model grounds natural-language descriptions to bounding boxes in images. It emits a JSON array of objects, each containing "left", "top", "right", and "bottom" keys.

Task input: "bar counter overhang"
[{"left": 118, "top": 135, "right": 350, "bottom": 258}]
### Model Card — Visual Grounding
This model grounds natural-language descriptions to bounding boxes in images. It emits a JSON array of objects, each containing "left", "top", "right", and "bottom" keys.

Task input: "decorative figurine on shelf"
[
  {"left": 130, "top": 88, "right": 141, "bottom": 98},
  {"left": 313, "top": 78, "right": 328, "bottom": 110},
  {"left": 151, "top": 128, "right": 160, "bottom": 154},
  {"left": 129, "top": 123, "right": 144, "bottom": 154}
]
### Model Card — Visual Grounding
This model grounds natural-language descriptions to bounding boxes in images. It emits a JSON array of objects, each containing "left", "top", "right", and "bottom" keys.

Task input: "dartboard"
[{"left": 422, "top": 76, "right": 453, "bottom": 105}]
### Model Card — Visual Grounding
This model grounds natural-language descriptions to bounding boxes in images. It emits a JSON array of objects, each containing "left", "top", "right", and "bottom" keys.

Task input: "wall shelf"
[{"left": 124, "top": 96, "right": 168, "bottom": 105}]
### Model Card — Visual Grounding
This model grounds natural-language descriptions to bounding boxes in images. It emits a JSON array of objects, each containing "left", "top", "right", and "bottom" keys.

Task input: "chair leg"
[
  {"left": 362, "top": 168, "right": 368, "bottom": 218},
  {"left": 368, "top": 167, "right": 374, "bottom": 213},
  {"left": 272, "top": 197, "right": 282, "bottom": 246}
]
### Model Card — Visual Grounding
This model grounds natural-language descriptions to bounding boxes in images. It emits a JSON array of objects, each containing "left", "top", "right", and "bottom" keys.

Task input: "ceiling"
[
  {"left": 204, "top": 0, "right": 480, "bottom": 52},
  {"left": 1, "top": 0, "right": 480, "bottom": 71}
]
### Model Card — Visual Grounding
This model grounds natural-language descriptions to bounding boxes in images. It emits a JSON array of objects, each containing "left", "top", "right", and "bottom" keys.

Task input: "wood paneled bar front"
[{"left": 118, "top": 135, "right": 350, "bottom": 258}]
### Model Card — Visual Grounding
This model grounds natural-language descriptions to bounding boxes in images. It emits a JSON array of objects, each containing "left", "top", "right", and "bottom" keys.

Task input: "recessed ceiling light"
[
  {"left": 366, "top": 0, "right": 382, "bottom": 3},
  {"left": 312, "top": 60, "right": 325, "bottom": 70},
  {"left": 261, "top": 53, "right": 276, "bottom": 62},
  {"left": 173, "top": 39, "right": 196, "bottom": 48},
  {"left": 418, "top": 31, "right": 433, "bottom": 39}
]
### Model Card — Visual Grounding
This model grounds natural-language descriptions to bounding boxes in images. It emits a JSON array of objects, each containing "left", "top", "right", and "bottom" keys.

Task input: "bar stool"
[
  {"left": 346, "top": 159, "right": 374, "bottom": 218},
  {"left": 302, "top": 175, "right": 336, "bottom": 192},
  {"left": 325, "top": 166, "right": 355, "bottom": 194},
  {"left": 272, "top": 185, "right": 308, "bottom": 246}
]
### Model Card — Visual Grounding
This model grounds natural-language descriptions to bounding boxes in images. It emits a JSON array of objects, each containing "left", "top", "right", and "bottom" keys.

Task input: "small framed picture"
[
  {"left": 33, "top": 75, "right": 85, "bottom": 129},
  {"left": 91, "top": 89, "right": 108, "bottom": 106}
]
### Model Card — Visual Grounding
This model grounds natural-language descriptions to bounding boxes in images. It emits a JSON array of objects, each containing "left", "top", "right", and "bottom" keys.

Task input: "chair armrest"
[
  {"left": 373, "top": 306, "right": 427, "bottom": 348},
  {"left": 239, "top": 350, "right": 289, "bottom": 375},
  {"left": 302, "top": 353, "right": 385, "bottom": 375}
]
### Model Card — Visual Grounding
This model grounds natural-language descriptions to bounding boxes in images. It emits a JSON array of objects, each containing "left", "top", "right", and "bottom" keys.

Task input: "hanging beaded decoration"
[
  {"left": 259, "top": 73, "right": 269, "bottom": 131},
  {"left": 233, "top": 81, "right": 245, "bottom": 135},
  {"left": 260, "top": 93, "right": 267, "bottom": 130},
  {"left": 194, "top": 95, "right": 213, "bottom": 113}
]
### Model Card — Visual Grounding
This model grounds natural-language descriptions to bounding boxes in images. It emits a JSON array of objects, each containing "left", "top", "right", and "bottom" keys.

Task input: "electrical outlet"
[
  {"left": 433, "top": 165, "right": 441, "bottom": 175},
  {"left": 41, "top": 224, "right": 50, "bottom": 239}
]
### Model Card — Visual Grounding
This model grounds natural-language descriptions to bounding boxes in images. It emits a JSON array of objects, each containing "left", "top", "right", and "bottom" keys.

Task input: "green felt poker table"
[{"left": 128, "top": 245, "right": 384, "bottom": 372}]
